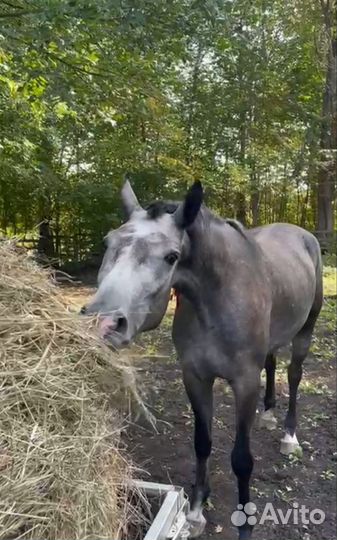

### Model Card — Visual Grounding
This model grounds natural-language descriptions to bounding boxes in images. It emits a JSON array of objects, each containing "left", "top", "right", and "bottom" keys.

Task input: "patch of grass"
[
  {"left": 304, "top": 412, "right": 330, "bottom": 429},
  {"left": 275, "top": 487, "right": 295, "bottom": 503},
  {"left": 323, "top": 265, "right": 337, "bottom": 296},
  {"left": 320, "top": 469, "right": 336, "bottom": 481},
  {"left": 318, "top": 298, "right": 337, "bottom": 333},
  {"left": 301, "top": 380, "right": 332, "bottom": 396},
  {"left": 323, "top": 253, "right": 337, "bottom": 267},
  {"left": 277, "top": 355, "right": 289, "bottom": 371},
  {"left": 161, "top": 311, "right": 174, "bottom": 329},
  {"left": 310, "top": 411, "right": 330, "bottom": 422},
  {"left": 310, "top": 334, "right": 336, "bottom": 360},
  {"left": 288, "top": 449, "right": 303, "bottom": 464},
  {"left": 251, "top": 485, "right": 269, "bottom": 498}
]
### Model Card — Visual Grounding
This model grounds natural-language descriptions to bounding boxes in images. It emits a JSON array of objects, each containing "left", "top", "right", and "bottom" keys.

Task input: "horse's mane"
[{"left": 145, "top": 200, "right": 247, "bottom": 240}]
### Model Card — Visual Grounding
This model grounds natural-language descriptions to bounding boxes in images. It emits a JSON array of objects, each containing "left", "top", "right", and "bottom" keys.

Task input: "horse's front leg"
[
  {"left": 183, "top": 369, "right": 214, "bottom": 538},
  {"left": 231, "top": 366, "right": 260, "bottom": 540}
]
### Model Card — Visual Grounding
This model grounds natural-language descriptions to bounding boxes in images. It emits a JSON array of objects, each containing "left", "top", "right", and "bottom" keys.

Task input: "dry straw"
[{"left": 0, "top": 241, "right": 147, "bottom": 540}]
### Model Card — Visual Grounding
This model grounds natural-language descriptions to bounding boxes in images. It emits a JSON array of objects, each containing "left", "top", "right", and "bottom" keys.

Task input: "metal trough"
[{"left": 132, "top": 480, "right": 191, "bottom": 540}]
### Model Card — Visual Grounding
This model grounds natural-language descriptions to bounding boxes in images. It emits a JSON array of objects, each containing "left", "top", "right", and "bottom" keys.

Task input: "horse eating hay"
[{"left": 84, "top": 180, "right": 323, "bottom": 539}]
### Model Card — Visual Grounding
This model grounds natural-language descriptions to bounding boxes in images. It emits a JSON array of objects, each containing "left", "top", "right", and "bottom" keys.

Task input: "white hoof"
[
  {"left": 258, "top": 409, "right": 277, "bottom": 431},
  {"left": 280, "top": 432, "right": 302, "bottom": 456},
  {"left": 187, "top": 509, "right": 207, "bottom": 538}
]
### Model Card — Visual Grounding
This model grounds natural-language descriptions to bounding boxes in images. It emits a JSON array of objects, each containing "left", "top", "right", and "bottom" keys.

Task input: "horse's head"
[{"left": 83, "top": 179, "right": 203, "bottom": 347}]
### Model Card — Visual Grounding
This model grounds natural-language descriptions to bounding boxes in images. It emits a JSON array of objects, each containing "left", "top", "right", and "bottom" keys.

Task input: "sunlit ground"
[{"left": 323, "top": 265, "right": 337, "bottom": 296}]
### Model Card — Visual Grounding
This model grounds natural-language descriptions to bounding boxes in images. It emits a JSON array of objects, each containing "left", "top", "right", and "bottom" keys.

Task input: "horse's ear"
[
  {"left": 174, "top": 181, "right": 203, "bottom": 229},
  {"left": 121, "top": 174, "right": 141, "bottom": 218}
]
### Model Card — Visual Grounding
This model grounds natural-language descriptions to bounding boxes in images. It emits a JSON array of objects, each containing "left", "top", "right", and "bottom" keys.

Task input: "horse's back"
[
  {"left": 250, "top": 223, "right": 321, "bottom": 267},
  {"left": 249, "top": 223, "right": 322, "bottom": 350}
]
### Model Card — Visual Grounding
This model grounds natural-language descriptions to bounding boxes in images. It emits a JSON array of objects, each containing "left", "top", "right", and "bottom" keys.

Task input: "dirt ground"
[{"left": 63, "top": 282, "right": 336, "bottom": 540}]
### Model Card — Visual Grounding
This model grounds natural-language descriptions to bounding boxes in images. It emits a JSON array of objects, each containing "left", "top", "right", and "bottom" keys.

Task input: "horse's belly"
[
  {"left": 253, "top": 223, "right": 320, "bottom": 351},
  {"left": 269, "top": 310, "right": 311, "bottom": 351},
  {"left": 268, "top": 277, "right": 316, "bottom": 351}
]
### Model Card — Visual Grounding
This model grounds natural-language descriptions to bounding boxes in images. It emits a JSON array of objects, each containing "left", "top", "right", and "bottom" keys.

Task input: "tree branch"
[
  {"left": 0, "top": 9, "right": 43, "bottom": 18},
  {"left": 48, "top": 52, "right": 108, "bottom": 78}
]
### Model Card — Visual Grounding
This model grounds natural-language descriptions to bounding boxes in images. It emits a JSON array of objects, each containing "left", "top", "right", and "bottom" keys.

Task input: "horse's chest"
[{"left": 172, "top": 299, "right": 268, "bottom": 378}]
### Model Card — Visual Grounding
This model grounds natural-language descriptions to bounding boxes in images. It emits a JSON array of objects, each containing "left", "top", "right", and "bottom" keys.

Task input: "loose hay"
[{"left": 0, "top": 241, "right": 145, "bottom": 540}]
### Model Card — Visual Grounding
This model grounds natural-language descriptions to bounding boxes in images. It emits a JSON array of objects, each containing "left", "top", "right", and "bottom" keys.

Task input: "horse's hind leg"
[
  {"left": 281, "top": 312, "right": 320, "bottom": 455},
  {"left": 183, "top": 369, "right": 214, "bottom": 538},
  {"left": 259, "top": 353, "right": 278, "bottom": 430}
]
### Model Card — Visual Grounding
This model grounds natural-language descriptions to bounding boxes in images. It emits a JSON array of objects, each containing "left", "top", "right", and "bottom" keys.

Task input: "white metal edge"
[
  {"left": 143, "top": 491, "right": 180, "bottom": 540},
  {"left": 130, "top": 480, "right": 190, "bottom": 540},
  {"left": 132, "top": 480, "right": 176, "bottom": 496},
  {"left": 167, "top": 500, "right": 190, "bottom": 540}
]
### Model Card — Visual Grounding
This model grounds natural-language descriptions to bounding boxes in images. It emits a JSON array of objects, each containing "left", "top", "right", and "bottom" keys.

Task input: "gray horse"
[{"left": 83, "top": 180, "right": 322, "bottom": 539}]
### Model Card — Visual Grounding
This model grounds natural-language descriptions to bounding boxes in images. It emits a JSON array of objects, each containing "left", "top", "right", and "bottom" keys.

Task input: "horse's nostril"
[
  {"left": 116, "top": 316, "right": 127, "bottom": 333},
  {"left": 80, "top": 305, "right": 87, "bottom": 315},
  {"left": 98, "top": 314, "right": 128, "bottom": 340}
]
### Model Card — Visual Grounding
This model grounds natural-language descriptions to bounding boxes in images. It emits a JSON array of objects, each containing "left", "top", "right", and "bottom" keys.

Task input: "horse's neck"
[{"left": 174, "top": 218, "right": 231, "bottom": 324}]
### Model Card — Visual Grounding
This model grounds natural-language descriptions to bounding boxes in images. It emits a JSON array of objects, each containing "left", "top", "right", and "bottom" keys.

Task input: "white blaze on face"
[
  {"left": 91, "top": 209, "right": 182, "bottom": 343},
  {"left": 98, "top": 243, "right": 160, "bottom": 317}
]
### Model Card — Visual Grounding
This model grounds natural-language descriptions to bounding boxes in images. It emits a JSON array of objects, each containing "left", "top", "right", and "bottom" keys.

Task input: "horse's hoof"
[
  {"left": 187, "top": 509, "right": 206, "bottom": 538},
  {"left": 258, "top": 409, "right": 277, "bottom": 431},
  {"left": 280, "top": 433, "right": 302, "bottom": 456}
]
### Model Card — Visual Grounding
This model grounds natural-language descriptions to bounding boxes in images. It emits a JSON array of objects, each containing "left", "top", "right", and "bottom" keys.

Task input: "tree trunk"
[
  {"left": 250, "top": 165, "right": 260, "bottom": 226},
  {"left": 251, "top": 190, "right": 259, "bottom": 226},
  {"left": 316, "top": 0, "right": 337, "bottom": 248},
  {"left": 300, "top": 185, "right": 310, "bottom": 228},
  {"left": 236, "top": 192, "right": 247, "bottom": 225},
  {"left": 37, "top": 219, "right": 55, "bottom": 258},
  {"left": 54, "top": 199, "right": 61, "bottom": 258}
]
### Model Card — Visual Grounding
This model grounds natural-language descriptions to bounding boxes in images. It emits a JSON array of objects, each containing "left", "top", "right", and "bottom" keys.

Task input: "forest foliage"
[{"left": 0, "top": 0, "right": 336, "bottom": 260}]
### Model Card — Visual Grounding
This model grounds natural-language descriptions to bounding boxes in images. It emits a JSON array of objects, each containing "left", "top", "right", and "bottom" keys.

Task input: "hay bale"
[{"left": 0, "top": 241, "right": 144, "bottom": 540}]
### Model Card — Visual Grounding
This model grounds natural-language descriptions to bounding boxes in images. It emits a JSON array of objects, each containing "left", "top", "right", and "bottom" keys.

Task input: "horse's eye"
[{"left": 164, "top": 251, "right": 179, "bottom": 265}]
